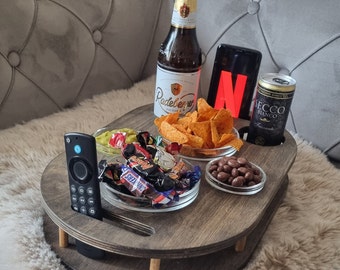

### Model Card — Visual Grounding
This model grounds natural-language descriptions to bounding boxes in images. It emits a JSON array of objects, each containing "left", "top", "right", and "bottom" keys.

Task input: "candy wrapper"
[
  {"left": 105, "top": 164, "right": 174, "bottom": 205},
  {"left": 182, "top": 165, "right": 201, "bottom": 189},
  {"left": 109, "top": 132, "right": 126, "bottom": 148},
  {"left": 127, "top": 155, "right": 175, "bottom": 192},
  {"left": 137, "top": 131, "right": 156, "bottom": 149},
  {"left": 168, "top": 161, "right": 201, "bottom": 191},
  {"left": 122, "top": 143, "right": 152, "bottom": 160},
  {"left": 98, "top": 159, "right": 131, "bottom": 194},
  {"left": 120, "top": 165, "right": 150, "bottom": 197},
  {"left": 153, "top": 146, "right": 176, "bottom": 171}
]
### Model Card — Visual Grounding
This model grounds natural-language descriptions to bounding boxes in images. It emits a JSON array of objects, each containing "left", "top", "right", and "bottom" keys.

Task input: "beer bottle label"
[
  {"left": 154, "top": 65, "right": 200, "bottom": 117},
  {"left": 172, "top": 0, "right": 197, "bottom": 29}
]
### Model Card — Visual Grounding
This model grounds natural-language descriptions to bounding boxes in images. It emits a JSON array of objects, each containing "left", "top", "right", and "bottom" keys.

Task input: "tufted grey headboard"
[
  {"left": 0, "top": 0, "right": 169, "bottom": 129},
  {"left": 197, "top": 0, "right": 340, "bottom": 161},
  {"left": 1, "top": 0, "right": 339, "bottom": 161}
]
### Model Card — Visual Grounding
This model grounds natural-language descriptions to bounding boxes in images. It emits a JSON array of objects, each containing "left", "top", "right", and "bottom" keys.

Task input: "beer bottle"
[{"left": 154, "top": 0, "right": 202, "bottom": 117}]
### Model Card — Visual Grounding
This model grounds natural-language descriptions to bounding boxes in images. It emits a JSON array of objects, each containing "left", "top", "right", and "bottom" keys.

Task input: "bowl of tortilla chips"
[{"left": 154, "top": 98, "right": 244, "bottom": 161}]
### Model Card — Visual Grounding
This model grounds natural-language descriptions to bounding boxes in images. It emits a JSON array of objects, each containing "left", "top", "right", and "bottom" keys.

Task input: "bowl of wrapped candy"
[{"left": 94, "top": 129, "right": 201, "bottom": 212}]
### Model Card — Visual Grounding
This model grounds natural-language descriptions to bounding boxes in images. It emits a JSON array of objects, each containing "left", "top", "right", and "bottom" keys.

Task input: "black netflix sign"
[{"left": 207, "top": 44, "right": 262, "bottom": 120}]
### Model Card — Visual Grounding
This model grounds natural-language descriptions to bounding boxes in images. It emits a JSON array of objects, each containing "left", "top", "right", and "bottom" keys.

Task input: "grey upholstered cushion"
[
  {"left": 0, "top": 0, "right": 339, "bottom": 160},
  {"left": 197, "top": 0, "right": 340, "bottom": 160},
  {"left": 0, "top": 0, "right": 169, "bottom": 128}
]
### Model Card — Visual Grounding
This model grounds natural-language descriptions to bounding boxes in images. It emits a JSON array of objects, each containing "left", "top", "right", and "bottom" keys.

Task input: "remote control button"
[
  {"left": 87, "top": 187, "right": 94, "bottom": 196},
  {"left": 74, "top": 144, "right": 82, "bottom": 154},
  {"left": 79, "top": 196, "right": 86, "bottom": 205},
  {"left": 88, "top": 207, "right": 96, "bottom": 216},
  {"left": 78, "top": 186, "right": 85, "bottom": 194},
  {"left": 69, "top": 158, "right": 93, "bottom": 184},
  {"left": 72, "top": 205, "right": 79, "bottom": 211},
  {"left": 71, "top": 194, "right": 78, "bottom": 203},
  {"left": 73, "top": 160, "right": 88, "bottom": 181},
  {"left": 88, "top": 197, "right": 95, "bottom": 205},
  {"left": 70, "top": 184, "right": 77, "bottom": 193},
  {"left": 80, "top": 206, "right": 87, "bottom": 215}
]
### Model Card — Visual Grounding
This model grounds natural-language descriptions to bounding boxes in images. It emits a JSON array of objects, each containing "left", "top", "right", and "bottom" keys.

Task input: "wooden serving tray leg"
[
  {"left": 58, "top": 227, "right": 69, "bottom": 248},
  {"left": 149, "top": 258, "right": 161, "bottom": 270},
  {"left": 234, "top": 236, "right": 247, "bottom": 252}
]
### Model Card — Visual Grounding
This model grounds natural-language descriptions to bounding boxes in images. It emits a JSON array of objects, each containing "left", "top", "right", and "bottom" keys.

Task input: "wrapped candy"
[
  {"left": 119, "top": 165, "right": 173, "bottom": 205},
  {"left": 153, "top": 146, "right": 176, "bottom": 171},
  {"left": 108, "top": 132, "right": 126, "bottom": 148},
  {"left": 127, "top": 155, "right": 175, "bottom": 192},
  {"left": 122, "top": 143, "right": 152, "bottom": 159}
]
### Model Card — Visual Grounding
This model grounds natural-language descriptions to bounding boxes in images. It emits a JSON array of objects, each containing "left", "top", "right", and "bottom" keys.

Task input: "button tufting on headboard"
[
  {"left": 92, "top": 30, "right": 103, "bottom": 44},
  {"left": 8, "top": 51, "right": 21, "bottom": 67},
  {"left": 278, "top": 68, "right": 290, "bottom": 75},
  {"left": 247, "top": 2, "right": 260, "bottom": 15}
]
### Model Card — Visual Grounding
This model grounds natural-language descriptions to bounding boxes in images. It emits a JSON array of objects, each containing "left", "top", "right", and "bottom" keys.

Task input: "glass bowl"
[
  {"left": 99, "top": 157, "right": 201, "bottom": 213},
  {"left": 162, "top": 127, "right": 240, "bottom": 161},
  {"left": 205, "top": 157, "right": 266, "bottom": 195}
]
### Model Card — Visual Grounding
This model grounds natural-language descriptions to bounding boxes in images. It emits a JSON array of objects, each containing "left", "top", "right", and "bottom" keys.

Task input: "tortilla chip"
[
  {"left": 216, "top": 133, "right": 235, "bottom": 148},
  {"left": 213, "top": 108, "right": 234, "bottom": 135},
  {"left": 164, "top": 111, "right": 180, "bottom": 124},
  {"left": 197, "top": 98, "right": 218, "bottom": 121},
  {"left": 225, "top": 138, "right": 244, "bottom": 151},
  {"left": 154, "top": 114, "right": 167, "bottom": 128},
  {"left": 185, "top": 133, "right": 204, "bottom": 148},
  {"left": 210, "top": 120, "right": 221, "bottom": 148},
  {"left": 172, "top": 123, "right": 190, "bottom": 134},
  {"left": 189, "top": 121, "right": 214, "bottom": 148},
  {"left": 177, "top": 117, "right": 192, "bottom": 129},
  {"left": 160, "top": 121, "right": 188, "bottom": 144}
]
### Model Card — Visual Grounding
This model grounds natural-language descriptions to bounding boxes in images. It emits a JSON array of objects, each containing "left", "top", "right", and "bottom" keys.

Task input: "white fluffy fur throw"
[{"left": 0, "top": 76, "right": 339, "bottom": 270}]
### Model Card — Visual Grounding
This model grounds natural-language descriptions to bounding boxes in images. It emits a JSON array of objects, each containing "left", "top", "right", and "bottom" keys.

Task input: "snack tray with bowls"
[{"left": 205, "top": 158, "right": 266, "bottom": 196}]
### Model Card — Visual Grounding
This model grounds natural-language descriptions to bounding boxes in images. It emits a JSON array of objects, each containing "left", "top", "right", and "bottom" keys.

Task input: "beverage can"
[{"left": 247, "top": 73, "right": 296, "bottom": 146}]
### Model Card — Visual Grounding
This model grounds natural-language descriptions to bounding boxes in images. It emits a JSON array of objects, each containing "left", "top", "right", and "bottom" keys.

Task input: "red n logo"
[{"left": 213, "top": 71, "right": 248, "bottom": 118}]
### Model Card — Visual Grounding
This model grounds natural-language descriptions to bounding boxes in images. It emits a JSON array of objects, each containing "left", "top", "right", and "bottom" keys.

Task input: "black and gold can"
[{"left": 247, "top": 73, "right": 296, "bottom": 146}]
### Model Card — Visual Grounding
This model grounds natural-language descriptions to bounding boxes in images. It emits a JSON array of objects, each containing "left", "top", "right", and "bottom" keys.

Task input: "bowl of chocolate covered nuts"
[{"left": 205, "top": 156, "right": 266, "bottom": 195}]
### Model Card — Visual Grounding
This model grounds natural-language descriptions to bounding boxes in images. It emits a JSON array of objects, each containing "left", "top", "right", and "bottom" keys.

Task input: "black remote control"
[{"left": 64, "top": 132, "right": 105, "bottom": 259}]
